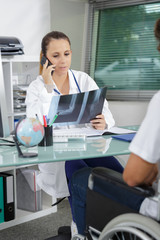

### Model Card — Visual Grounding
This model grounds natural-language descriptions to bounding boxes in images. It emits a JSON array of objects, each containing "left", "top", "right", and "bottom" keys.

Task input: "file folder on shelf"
[
  {"left": 0, "top": 173, "right": 15, "bottom": 222},
  {"left": 16, "top": 168, "right": 42, "bottom": 212},
  {"left": 0, "top": 176, "right": 4, "bottom": 223}
]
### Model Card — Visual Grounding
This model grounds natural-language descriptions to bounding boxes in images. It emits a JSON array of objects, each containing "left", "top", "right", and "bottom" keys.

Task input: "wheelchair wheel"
[{"left": 99, "top": 213, "right": 160, "bottom": 240}]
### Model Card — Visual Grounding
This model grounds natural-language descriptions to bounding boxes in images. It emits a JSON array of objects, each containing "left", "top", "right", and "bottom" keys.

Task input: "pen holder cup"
[{"left": 38, "top": 126, "right": 53, "bottom": 147}]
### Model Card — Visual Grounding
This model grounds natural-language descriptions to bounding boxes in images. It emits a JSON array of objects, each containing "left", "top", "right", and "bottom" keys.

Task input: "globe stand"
[{"left": 13, "top": 136, "right": 38, "bottom": 158}]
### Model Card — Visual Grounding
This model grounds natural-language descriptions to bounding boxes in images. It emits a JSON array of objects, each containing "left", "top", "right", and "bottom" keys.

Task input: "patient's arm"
[{"left": 123, "top": 153, "right": 158, "bottom": 187}]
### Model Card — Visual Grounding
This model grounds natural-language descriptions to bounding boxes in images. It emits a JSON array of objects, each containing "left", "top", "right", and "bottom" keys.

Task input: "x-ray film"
[{"left": 48, "top": 86, "right": 107, "bottom": 126}]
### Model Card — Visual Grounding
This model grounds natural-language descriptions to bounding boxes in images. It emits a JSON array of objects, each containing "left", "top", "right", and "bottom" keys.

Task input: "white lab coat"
[{"left": 25, "top": 69, "right": 115, "bottom": 198}]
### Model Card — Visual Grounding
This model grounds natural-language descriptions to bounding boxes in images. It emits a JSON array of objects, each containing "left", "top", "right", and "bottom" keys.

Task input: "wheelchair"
[{"left": 72, "top": 167, "right": 160, "bottom": 240}]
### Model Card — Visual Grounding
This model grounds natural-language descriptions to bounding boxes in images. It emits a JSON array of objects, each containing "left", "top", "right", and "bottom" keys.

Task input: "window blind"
[{"left": 85, "top": 0, "right": 160, "bottom": 100}]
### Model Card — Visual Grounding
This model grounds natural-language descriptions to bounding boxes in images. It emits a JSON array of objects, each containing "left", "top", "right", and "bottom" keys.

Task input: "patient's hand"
[{"left": 90, "top": 114, "right": 106, "bottom": 130}]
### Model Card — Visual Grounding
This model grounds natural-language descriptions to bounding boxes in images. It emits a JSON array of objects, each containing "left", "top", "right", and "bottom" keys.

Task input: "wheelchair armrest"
[{"left": 90, "top": 167, "right": 155, "bottom": 198}]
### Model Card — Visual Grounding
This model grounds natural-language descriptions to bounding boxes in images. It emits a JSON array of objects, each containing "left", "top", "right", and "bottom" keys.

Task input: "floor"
[{"left": 0, "top": 199, "right": 72, "bottom": 240}]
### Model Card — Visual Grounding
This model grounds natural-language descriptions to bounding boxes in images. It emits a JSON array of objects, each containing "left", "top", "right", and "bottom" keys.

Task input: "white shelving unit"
[
  {"left": 0, "top": 56, "right": 57, "bottom": 230},
  {"left": 2, "top": 55, "right": 40, "bottom": 131}
]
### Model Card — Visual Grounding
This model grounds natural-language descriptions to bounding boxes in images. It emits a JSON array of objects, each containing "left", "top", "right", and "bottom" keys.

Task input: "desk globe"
[
  {"left": 16, "top": 118, "right": 44, "bottom": 147},
  {"left": 14, "top": 118, "right": 44, "bottom": 158}
]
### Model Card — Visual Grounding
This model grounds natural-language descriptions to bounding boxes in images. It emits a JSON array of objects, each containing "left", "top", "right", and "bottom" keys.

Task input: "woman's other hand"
[{"left": 90, "top": 114, "right": 106, "bottom": 130}]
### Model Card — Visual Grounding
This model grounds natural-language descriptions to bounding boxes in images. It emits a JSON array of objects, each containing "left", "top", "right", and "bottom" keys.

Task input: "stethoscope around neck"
[{"left": 53, "top": 69, "right": 81, "bottom": 95}]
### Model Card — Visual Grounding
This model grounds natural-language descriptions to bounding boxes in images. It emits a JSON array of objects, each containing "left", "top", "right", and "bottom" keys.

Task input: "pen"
[
  {"left": 45, "top": 115, "right": 48, "bottom": 124},
  {"left": 47, "top": 118, "right": 50, "bottom": 125},
  {"left": 43, "top": 115, "right": 47, "bottom": 127},
  {"left": 49, "top": 112, "right": 59, "bottom": 127}
]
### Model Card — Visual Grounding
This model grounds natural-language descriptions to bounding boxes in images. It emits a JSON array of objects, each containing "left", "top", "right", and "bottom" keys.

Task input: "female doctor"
[{"left": 25, "top": 31, "right": 123, "bottom": 221}]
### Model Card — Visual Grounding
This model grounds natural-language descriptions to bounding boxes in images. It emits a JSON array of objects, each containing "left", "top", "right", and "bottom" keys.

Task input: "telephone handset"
[
  {"left": 41, "top": 55, "right": 54, "bottom": 75},
  {"left": 41, "top": 55, "right": 52, "bottom": 67}
]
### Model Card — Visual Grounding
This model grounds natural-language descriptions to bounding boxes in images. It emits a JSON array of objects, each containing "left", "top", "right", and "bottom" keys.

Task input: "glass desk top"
[
  {"left": 0, "top": 126, "right": 138, "bottom": 168},
  {"left": 0, "top": 137, "right": 130, "bottom": 168}
]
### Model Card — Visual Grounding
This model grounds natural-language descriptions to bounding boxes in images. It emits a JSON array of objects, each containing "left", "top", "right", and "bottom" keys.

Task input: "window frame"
[{"left": 85, "top": 0, "right": 160, "bottom": 101}]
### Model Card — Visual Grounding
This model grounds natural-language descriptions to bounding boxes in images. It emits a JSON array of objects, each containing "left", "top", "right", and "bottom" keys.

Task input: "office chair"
[{"left": 72, "top": 167, "right": 160, "bottom": 240}]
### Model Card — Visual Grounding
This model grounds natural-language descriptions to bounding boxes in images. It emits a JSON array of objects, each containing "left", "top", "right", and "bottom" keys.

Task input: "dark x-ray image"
[{"left": 48, "top": 86, "right": 107, "bottom": 126}]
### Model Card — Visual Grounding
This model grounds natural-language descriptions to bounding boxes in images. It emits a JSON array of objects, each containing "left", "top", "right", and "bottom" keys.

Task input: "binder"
[
  {"left": 0, "top": 173, "right": 15, "bottom": 221},
  {"left": 112, "top": 133, "right": 136, "bottom": 142},
  {"left": 0, "top": 176, "right": 4, "bottom": 223}
]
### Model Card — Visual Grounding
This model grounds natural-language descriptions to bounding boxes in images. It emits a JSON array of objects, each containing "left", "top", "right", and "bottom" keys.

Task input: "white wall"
[
  {"left": 109, "top": 101, "right": 149, "bottom": 126},
  {"left": 50, "top": 0, "right": 88, "bottom": 70},
  {"left": 0, "top": 0, "right": 87, "bottom": 61},
  {"left": 0, "top": 0, "right": 51, "bottom": 56}
]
